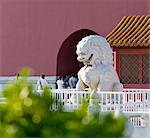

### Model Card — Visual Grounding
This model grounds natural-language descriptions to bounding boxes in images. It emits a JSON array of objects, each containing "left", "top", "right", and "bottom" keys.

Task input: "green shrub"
[{"left": 0, "top": 69, "right": 126, "bottom": 138}]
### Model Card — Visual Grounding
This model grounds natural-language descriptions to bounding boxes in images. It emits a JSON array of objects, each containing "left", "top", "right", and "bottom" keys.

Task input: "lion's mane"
[{"left": 76, "top": 35, "right": 113, "bottom": 66}]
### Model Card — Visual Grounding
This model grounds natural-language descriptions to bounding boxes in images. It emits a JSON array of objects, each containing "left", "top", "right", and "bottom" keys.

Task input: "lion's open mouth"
[
  {"left": 88, "top": 54, "right": 93, "bottom": 61},
  {"left": 77, "top": 53, "right": 93, "bottom": 65},
  {"left": 82, "top": 54, "right": 93, "bottom": 65}
]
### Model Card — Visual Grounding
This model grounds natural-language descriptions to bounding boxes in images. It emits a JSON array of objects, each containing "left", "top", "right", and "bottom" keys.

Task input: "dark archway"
[{"left": 57, "top": 29, "right": 99, "bottom": 76}]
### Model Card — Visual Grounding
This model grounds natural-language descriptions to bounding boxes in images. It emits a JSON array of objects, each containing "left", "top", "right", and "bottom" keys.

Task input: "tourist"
[
  {"left": 63, "top": 75, "right": 70, "bottom": 89},
  {"left": 56, "top": 76, "right": 64, "bottom": 89},
  {"left": 16, "top": 73, "right": 20, "bottom": 80},
  {"left": 36, "top": 74, "right": 49, "bottom": 91},
  {"left": 13, "top": 73, "right": 20, "bottom": 83},
  {"left": 68, "top": 74, "right": 78, "bottom": 88}
]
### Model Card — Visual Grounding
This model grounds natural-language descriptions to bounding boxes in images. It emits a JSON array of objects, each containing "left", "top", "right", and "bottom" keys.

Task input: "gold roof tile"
[{"left": 106, "top": 15, "right": 150, "bottom": 47}]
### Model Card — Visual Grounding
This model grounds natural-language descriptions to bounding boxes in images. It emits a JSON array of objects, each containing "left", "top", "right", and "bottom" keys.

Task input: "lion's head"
[{"left": 76, "top": 35, "right": 113, "bottom": 66}]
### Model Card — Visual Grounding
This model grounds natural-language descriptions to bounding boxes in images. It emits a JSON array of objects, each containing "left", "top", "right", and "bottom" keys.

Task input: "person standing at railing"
[
  {"left": 13, "top": 73, "right": 21, "bottom": 84},
  {"left": 36, "top": 74, "right": 49, "bottom": 92},
  {"left": 68, "top": 74, "right": 78, "bottom": 89},
  {"left": 16, "top": 73, "right": 20, "bottom": 80},
  {"left": 56, "top": 76, "right": 64, "bottom": 89},
  {"left": 63, "top": 75, "right": 70, "bottom": 89}
]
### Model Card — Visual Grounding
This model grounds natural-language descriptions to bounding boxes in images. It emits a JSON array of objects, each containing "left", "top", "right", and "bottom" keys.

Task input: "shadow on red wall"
[{"left": 57, "top": 29, "right": 99, "bottom": 76}]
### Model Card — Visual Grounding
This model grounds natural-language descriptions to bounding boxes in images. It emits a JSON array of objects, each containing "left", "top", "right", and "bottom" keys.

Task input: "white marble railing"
[
  {"left": 51, "top": 89, "right": 150, "bottom": 112},
  {"left": 1, "top": 88, "right": 150, "bottom": 129},
  {"left": 50, "top": 89, "right": 150, "bottom": 128}
]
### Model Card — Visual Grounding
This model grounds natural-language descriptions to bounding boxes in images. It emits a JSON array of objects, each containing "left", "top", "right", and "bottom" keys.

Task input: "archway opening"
[{"left": 57, "top": 29, "right": 99, "bottom": 76}]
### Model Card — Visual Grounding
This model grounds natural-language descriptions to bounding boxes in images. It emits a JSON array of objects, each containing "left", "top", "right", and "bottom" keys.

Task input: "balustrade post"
[{"left": 88, "top": 90, "right": 100, "bottom": 117}]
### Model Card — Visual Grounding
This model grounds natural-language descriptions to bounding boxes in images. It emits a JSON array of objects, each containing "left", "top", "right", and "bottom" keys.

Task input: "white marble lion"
[{"left": 76, "top": 35, "right": 123, "bottom": 92}]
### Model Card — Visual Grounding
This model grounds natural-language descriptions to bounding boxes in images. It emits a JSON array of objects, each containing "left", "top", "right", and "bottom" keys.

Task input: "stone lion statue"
[{"left": 76, "top": 35, "right": 123, "bottom": 92}]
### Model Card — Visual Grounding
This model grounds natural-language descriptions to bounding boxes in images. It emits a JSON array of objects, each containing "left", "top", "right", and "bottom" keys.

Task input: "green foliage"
[{"left": 0, "top": 69, "right": 126, "bottom": 138}]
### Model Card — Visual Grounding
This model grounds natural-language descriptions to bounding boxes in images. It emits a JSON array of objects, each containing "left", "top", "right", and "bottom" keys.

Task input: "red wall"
[
  {"left": 0, "top": 0, "right": 149, "bottom": 76},
  {"left": 0, "top": 1, "right": 2, "bottom": 74}
]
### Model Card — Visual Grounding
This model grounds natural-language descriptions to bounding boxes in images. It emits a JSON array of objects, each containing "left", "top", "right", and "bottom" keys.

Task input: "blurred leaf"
[{"left": 0, "top": 68, "right": 126, "bottom": 138}]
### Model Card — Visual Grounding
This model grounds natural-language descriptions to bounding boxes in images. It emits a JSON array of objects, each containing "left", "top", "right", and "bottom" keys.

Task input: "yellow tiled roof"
[{"left": 106, "top": 15, "right": 150, "bottom": 47}]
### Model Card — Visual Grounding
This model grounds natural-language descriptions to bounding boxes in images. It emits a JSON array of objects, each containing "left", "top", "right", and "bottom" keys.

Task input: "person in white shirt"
[
  {"left": 36, "top": 74, "right": 49, "bottom": 91},
  {"left": 56, "top": 76, "right": 64, "bottom": 89}
]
